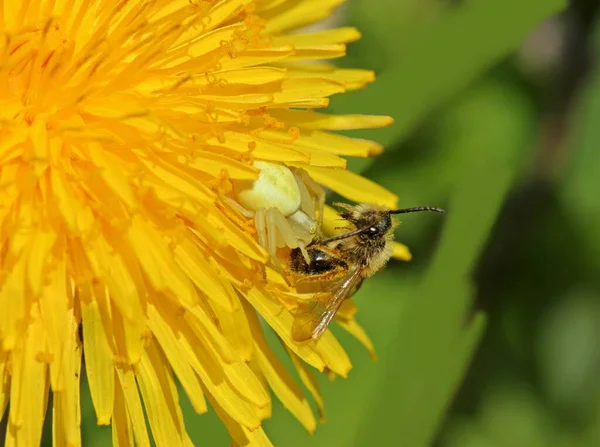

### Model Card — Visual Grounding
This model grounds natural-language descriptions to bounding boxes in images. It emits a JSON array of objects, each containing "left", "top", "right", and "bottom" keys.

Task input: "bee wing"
[{"left": 292, "top": 266, "right": 364, "bottom": 342}]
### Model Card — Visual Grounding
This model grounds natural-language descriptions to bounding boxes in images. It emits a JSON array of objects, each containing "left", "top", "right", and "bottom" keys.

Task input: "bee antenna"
[
  {"left": 320, "top": 227, "right": 371, "bottom": 244},
  {"left": 388, "top": 206, "right": 445, "bottom": 215}
]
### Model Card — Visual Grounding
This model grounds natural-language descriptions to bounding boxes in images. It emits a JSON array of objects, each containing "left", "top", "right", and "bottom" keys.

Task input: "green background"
[{"left": 76, "top": 0, "right": 600, "bottom": 445}]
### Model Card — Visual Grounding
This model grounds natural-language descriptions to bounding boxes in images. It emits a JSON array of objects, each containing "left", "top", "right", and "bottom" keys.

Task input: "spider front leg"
[
  {"left": 254, "top": 208, "right": 267, "bottom": 253},
  {"left": 265, "top": 207, "right": 283, "bottom": 271},
  {"left": 265, "top": 210, "right": 296, "bottom": 286},
  {"left": 297, "top": 170, "right": 325, "bottom": 228}
]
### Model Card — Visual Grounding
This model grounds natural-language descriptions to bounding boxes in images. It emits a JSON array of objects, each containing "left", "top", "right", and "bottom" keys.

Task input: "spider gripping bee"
[{"left": 289, "top": 202, "right": 445, "bottom": 342}]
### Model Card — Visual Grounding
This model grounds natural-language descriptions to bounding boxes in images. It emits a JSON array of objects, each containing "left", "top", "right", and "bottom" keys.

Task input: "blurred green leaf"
[
  {"left": 537, "top": 289, "right": 600, "bottom": 417},
  {"left": 334, "top": 0, "right": 566, "bottom": 173},
  {"left": 580, "top": 396, "right": 600, "bottom": 447},
  {"left": 353, "top": 122, "right": 520, "bottom": 445},
  {"left": 367, "top": 77, "right": 537, "bottom": 244},
  {"left": 560, "top": 69, "right": 600, "bottom": 269},
  {"left": 343, "top": 0, "right": 445, "bottom": 71},
  {"left": 443, "top": 384, "right": 562, "bottom": 447}
]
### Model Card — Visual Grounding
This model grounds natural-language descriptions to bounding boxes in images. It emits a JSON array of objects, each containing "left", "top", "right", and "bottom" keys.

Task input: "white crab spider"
[{"left": 230, "top": 161, "right": 325, "bottom": 270}]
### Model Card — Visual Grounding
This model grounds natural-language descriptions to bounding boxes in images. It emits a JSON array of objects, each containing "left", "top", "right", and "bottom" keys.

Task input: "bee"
[{"left": 289, "top": 202, "right": 445, "bottom": 341}]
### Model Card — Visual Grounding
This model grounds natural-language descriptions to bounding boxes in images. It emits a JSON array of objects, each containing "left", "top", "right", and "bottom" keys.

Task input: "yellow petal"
[
  {"left": 292, "top": 147, "right": 347, "bottom": 169},
  {"left": 286, "top": 348, "right": 326, "bottom": 423},
  {"left": 173, "top": 239, "right": 238, "bottom": 311},
  {"left": 206, "top": 390, "right": 274, "bottom": 447},
  {"left": 188, "top": 151, "right": 259, "bottom": 180},
  {"left": 112, "top": 372, "right": 135, "bottom": 447},
  {"left": 116, "top": 369, "right": 151, "bottom": 447},
  {"left": 247, "top": 287, "right": 352, "bottom": 376},
  {"left": 110, "top": 305, "right": 145, "bottom": 367},
  {"left": 243, "top": 300, "right": 316, "bottom": 433},
  {"left": 138, "top": 157, "right": 216, "bottom": 204},
  {"left": 205, "top": 0, "right": 254, "bottom": 32},
  {"left": 210, "top": 294, "right": 254, "bottom": 362},
  {"left": 39, "top": 254, "right": 70, "bottom": 391},
  {"left": 270, "top": 110, "right": 392, "bottom": 132},
  {"left": 137, "top": 338, "right": 187, "bottom": 447},
  {"left": 29, "top": 119, "right": 50, "bottom": 177},
  {"left": 263, "top": 0, "right": 345, "bottom": 34},
  {"left": 0, "top": 125, "right": 26, "bottom": 165},
  {"left": 194, "top": 92, "right": 274, "bottom": 108},
  {"left": 0, "top": 256, "right": 28, "bottom": 351},
  {"left": 26, "top": 228, "right": 57, "bottom": 298},
  {"left": 7, "top": 306, "right": 49, "bottom": 446},
  {"left": 286, "top": 67, "right": 375, "bottom": 91},
  {"left": 322, "top": 204, "right": 341, "bottom": 236},
  {"left": 79, "top": 236, "right": 145, "bottom": 364},
  {"left": 127, "top": 216, "right": 198, "bottom": 309},
  {"left": 52, "top": 315, "right": 82, "bottom": 447},
  {"left": 336, "top": 318, "right": 377, "bottom": 360},
  {"left": 184, "top": 304, "right": 237, "bottom": 364},
  {"left": 392, "top": 241, "right": 412, "bottom": 261},
  {"left": 186, "top": 23, "right": 247, "bottom": 59},
  {"left": 272, "top": 78, "right": 345, "bottom": 106},
  {"left": 147, "top": 306, "right": 207, "bottom": 415},
  {"left": 254, "top": 130, "right": 347, "bottom": 168},
  {"left": 207, "top": 131, "right": 310, "bottom": 164},
  {"left": 206, "top": 67, "right": 286, "bottom": 86},
  {"left": 304, "top": 167, "right": 398, "bottom": 208},
  {"left": 204, "top": 209, "right": 268, "bottom": 263},
  {"left": 219, "top": 47, "right": 294, "bottom": 70},
  {"left": 49, "top": 168, "right": 95, "bottom": 233},
  {"left": 0, "top": 350, "right": 10, "bottom": 421},
  {"left": 83, "top": 233, "right": 144, "bottom": 322},
  {"left": 245, "top": 287, "right": 325, "bottom": 371},
  {"left": 81, "top": 297, "right": 115, "bottom": 425},
  {"left": 87, "top": 143, "right": 137, "bottom": 209},
  {"left": 273, "top": 27, "right": 361, "bottom": 46},
  {"left": 313, "top": 333, "right": 353, "bottom": 379},
  {"left": 152, "top": 306, "right": 264, "bottom": 429},
  {"left": 293, "top": 130, "right": 384, "bottom": 157},
  {"left": 285, "top": 45, "right": 347, "bottom": 62}
]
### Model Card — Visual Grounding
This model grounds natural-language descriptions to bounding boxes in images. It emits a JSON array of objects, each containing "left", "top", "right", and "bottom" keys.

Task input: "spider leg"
[
  {"left": 273, "top": 209, "right": 298, "bottom": 249},
  {"left": 266, "top": 208, "right": 283, "bottom": 271},
  {"left": 299, "top": 169, "right": 326, "bottom": 233},
  {"left": 297, "top": 240, "right": 311, "bottom": 265},
  {"left": 220, "top": 194, "right": 255, "bottom": 218},
  {"left": 292, "top": 170, "right": 316, "bottom": 219},
  {"left": 255, "top": 208, "right": 267, "bottom": 249}
]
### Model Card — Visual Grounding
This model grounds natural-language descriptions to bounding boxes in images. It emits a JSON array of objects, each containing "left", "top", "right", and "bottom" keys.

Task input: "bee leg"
[{"left": 332, "top": 202, "right": 354, "bottom": 213}]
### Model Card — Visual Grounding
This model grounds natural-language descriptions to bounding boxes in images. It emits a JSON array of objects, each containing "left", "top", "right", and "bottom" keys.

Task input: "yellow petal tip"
[{"left": 392, "top": 242, "right": 412, "bottom": 261}]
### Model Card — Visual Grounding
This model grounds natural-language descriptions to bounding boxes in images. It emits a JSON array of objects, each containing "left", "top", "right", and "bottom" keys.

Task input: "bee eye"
[{"left": 369, "top": 226, "right": 378, "bottom": 234}]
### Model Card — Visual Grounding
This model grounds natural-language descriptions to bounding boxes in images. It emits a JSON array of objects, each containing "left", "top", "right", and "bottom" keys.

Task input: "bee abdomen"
[{"left": 289, "top": 247, "right": 348, "bottom": 275}]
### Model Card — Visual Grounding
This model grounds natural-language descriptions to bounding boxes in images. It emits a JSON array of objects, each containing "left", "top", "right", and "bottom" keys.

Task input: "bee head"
[
  {"left": 348, "top": 210, "right": 393, "bottom": 241},
  {"left": 324, "top": 204, "right": 445, "bottom": 245}
]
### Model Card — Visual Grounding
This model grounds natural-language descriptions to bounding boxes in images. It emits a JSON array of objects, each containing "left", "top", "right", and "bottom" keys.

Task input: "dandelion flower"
[{"left": 0, "top": 0, "right": 411, "bottom": 445}]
